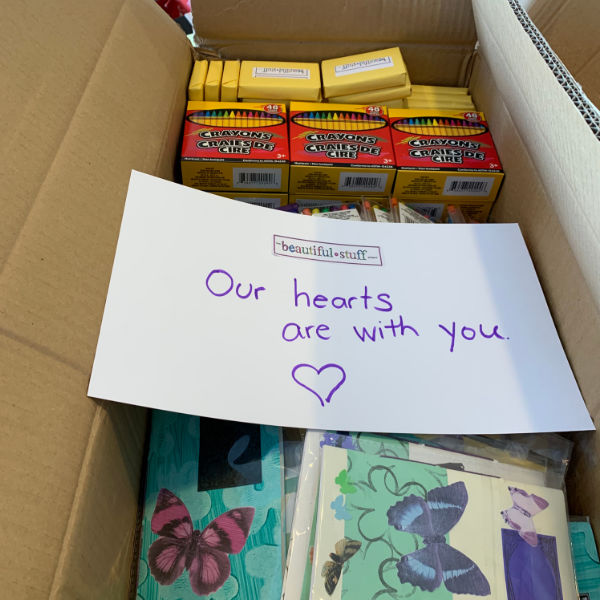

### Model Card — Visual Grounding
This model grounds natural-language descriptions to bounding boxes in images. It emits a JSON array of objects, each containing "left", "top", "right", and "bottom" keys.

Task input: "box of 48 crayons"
[
  {"left": 181, "top": 101, "right": 289, "bottom": 192},
  {"left": 389, "top": 109, "right": 504, "bottom": 207},
  {"left": 288, "top": 102, "right": 396, "bottom": 196}
]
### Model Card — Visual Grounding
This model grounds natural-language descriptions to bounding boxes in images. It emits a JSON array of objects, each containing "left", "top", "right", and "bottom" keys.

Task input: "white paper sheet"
[{"left": 88, "top": 171, "right": 594, "bottom": 434}]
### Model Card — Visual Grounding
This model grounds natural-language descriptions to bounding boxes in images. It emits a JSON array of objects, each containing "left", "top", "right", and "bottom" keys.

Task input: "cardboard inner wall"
[
  {"left": 529, "top": 0, "right": 600, "bottom": 109},
  {"left": 1, "top": 0, "right": 599, "bottom": 598},
  {"left": 191, "top": 0, "right": 477, "bottom": 85}
]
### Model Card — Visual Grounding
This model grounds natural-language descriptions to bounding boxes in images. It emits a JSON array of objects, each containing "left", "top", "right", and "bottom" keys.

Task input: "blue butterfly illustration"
[
  {"left": 387, "top": 481, "right": 491, "bottom": 596},
  {"left": 331, "top": 494, "right": 352, "bottom": 521}
]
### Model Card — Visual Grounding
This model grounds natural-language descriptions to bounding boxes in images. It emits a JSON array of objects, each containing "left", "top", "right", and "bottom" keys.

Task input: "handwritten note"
[{"left": 88, "top": 171, "right": 594, "bottom": 434}]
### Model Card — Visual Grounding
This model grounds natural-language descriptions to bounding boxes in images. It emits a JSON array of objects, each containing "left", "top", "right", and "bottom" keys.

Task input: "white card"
[{"left": 88, "top": 171, "right": 594, "bottom": 434}]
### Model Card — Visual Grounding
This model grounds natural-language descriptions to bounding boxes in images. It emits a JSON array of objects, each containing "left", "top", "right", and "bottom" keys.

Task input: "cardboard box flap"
[
  {"left": 191, "top": 0, "right": 476, "bottom": 84},
  {"left": 1, "top": 0, "right": 192, "bottom": 373},
  {"left": 473, "top": 0, "right": 600, "bottom": 315},
  {"left": 529, "top": 0, "right": 600, "bottom": 108},
  {"left": 1, "top": 0, "right": 191, "bottom": 596}
]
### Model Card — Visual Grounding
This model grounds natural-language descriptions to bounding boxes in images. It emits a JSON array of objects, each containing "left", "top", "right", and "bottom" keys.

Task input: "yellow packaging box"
[
  {"left": 188, "top": 60, "right": 209, "bottom": 101},
  {"left": 321, "top": 47, "right": 407, "bottom": 98},
  {"left": 411, "top": 84, "right": 469, "bottom": 96},
  {"left": 238, "top": 61, "right": 321, "bottom": 101},
  {"left": 212, "top": 191, "right": 288, "bottom": 208},
  {"left": 205, "top": 60, "right": 223, "bottom": 101},
  {"left": 405, "top": 96, "right": 476, "bottom": 110},
  {"left": 327, "top": 79, "right": 411, "bottom": 104},
  {"left": 220, "top": 60, "right": 240, "bottom": 102},
  {"left": 384, "top": 98, "right": 409, "bottom": 108},
  {"left": 181, "top": 101, "right": 289, "bottom": 192}
]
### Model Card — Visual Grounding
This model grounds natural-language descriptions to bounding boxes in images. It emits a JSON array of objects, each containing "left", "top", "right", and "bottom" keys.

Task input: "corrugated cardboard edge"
[{"left": 508, "top": 0, "right": 600, "bottom": 138}]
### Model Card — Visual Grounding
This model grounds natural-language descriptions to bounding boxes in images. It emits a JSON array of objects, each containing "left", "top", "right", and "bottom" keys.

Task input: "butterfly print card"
[
  {"left": 310, "top": 446, "right": 577, "bottom": 600},
  {"left": 137, "top": 411, "right": 284, "bottom": 600}
]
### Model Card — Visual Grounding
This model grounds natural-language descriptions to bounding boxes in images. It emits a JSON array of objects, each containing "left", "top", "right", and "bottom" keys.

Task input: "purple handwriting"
[
  {"left": 204, "top": 269, "right": 508, "bottom": 354},
  {"left": 291, "top": 363, "right": 346, "bottom": 407},
  {"left": 205, "top": 268, "right": 266, "bottom": 301},
  {"left": 353, "top": 315, "right": 419, "bottom": 342},
  {"left": 293, "top": 278, "right": 393, "bottom": 311},
  {"left": 438, "top": 321, "right": 507, "bottom": 353},
  {"left": 282, "top": 322, "right": 331, "bottom": 341}
]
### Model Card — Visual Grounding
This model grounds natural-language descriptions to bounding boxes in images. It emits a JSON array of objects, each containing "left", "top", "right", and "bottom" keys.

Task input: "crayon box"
[
  {"left": 288, "top": 102, "right": 396, "bottom": 196},
  {"left": 181, "top": 101, "right": 289, "bottom": 192},
  {"left": 389, "top": 109, "right": 504, "bottom": 206}
]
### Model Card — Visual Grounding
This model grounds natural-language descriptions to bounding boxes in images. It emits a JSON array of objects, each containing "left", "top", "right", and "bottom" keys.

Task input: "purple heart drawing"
[{"left": 291, "top": 363, "right": 346, "bottom": 407}]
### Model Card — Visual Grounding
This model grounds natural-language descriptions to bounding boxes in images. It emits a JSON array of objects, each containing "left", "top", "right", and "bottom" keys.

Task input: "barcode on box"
[
  {"left": 253, "top": 67, "right": 311, "bottom": 79},
  {"left": 406, "top": 203, "right": 444, "bottom": 222},
  {"left": 443, "top": 177, "right": 494, "bottom": 197},
  {"left": 338, "top": 172, "right": 388, "bottom": 192},
  {"left": 233, "top": 168, "right": 281, "bottom": 189}
]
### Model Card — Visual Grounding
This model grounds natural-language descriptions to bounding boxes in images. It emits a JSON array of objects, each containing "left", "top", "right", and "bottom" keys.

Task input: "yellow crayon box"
[
  {"left": 212, "top": 191, "right": 288, "bottom": 208},
  {"left": 327, "top": 78, "right": 412, "bottom": 104},
  {"left": 181, "top": 101, "right": 289, "bottom": 192},
  {"left": 205, "top": 60, "right": 223, "bottom": 101},
  {"left": 411, "top": 85, "right": 470, "bottom": 96},
  {"left": 220, "top": 60, "right": 240, "bottom": 102},
  {"left": 289, "top": 102, "right": 396, "bottom": 196},
  {"left": 321, "top": 47, "right": 407, "bottom": 98},
  {"left": 405, "top": 96, "right": 476, "bottom": 110},
  {"left": 188, "top": 60, "right": 208, "bottom": 101},
  {"left": 238, "top": 61, "right": 322, "bottom": 101},
  {"left": 389, "top": 109, "right": 504, "bottom": 205}
]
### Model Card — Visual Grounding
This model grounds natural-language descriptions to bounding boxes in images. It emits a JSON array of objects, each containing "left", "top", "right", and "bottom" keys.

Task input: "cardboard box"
[
  {"left": 181, "top": 100, "right": 289, "bottom": 192},
  {"left": 288, "top": 101, "right": 396, "bottom": 196},
  {"left": 2, "top": 0, "right": 600, "bottom": 597}
]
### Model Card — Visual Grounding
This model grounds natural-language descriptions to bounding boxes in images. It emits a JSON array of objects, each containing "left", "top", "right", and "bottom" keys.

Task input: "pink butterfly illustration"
[
  {"left": 148, "top": 488, "right": 255, "bottom": 596},
  {"left": 501, "top": 486, "right": 549, "bottom": 546}
]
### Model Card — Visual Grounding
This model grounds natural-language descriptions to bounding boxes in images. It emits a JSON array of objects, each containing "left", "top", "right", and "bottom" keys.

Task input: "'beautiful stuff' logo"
[{"left": 273, "top": 235, "right": 382, "bottom": 266}]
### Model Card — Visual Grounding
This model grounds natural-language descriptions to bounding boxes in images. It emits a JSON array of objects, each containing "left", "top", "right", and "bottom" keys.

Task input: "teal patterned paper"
[
  {"left": 569, "top": 520, "right": 600, "bottom": 599},
  {"left": 137, "top": 410, "right": 283, "bottom": 600}
]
